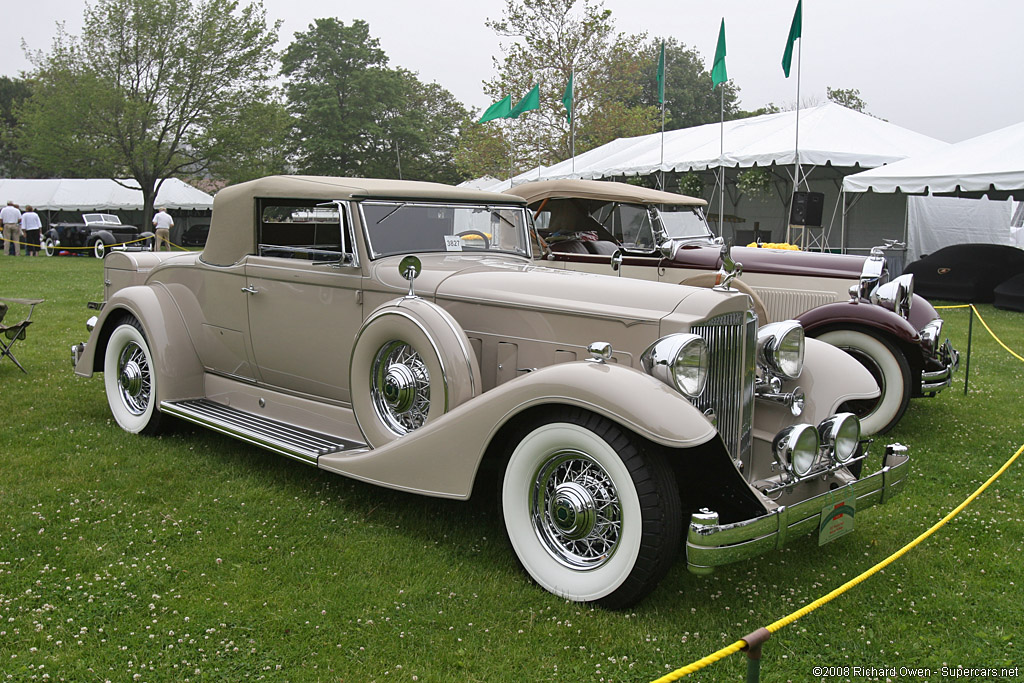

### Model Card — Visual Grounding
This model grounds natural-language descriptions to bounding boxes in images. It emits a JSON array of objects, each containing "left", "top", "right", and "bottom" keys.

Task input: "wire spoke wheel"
[
  {"left": 116, "top": 340, "right": 152, "bottom": 416},
  {"left": 370, "top": 340, "right": 431, "bottom": 435},
  {"left": 532, "top": 450, "right": 622, "bottom": 569}
]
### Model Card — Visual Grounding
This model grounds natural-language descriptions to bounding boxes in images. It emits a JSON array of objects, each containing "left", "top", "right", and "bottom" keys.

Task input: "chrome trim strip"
[{"left": 685, "top": 445, "right": 910, "bottom": 572}]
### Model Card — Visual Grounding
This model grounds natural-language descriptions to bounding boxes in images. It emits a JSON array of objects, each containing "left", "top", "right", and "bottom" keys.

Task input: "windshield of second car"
[
  {"left": 361, "top": 201, "right": 531, "bottom": 259},
  {"left": 589, "top": 202, "right": 658, "bottom": 249},
  {"left": 657, "top": 206, "right": 715, "bottom": 241}
]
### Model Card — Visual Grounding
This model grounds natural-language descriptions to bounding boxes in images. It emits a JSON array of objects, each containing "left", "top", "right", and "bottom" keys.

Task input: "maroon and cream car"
[
  {"left": 507, "top": 179, "right": 959, "bottom": 435},
  {"left": 72, "top": 175, "right": 909, "bottom": 608}
]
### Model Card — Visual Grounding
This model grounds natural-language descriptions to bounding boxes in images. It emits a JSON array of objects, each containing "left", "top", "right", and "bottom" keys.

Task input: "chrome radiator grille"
[{"left": 692, "top": 311, "right": 757, "bottom": 460}]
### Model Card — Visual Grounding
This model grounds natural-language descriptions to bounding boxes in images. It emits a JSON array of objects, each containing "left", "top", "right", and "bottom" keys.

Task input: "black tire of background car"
[
  {"left": 499, "top": 407, "right": 682, "bottom": 609},
  {"left": 349, "top": 299, "right": 480, "bottom": 449},
  {"left": 813, "top": 327, "right": 912, "bottom": 435},
  {"left": 102, "top": 316, "right": 167, "bottom": 436}
]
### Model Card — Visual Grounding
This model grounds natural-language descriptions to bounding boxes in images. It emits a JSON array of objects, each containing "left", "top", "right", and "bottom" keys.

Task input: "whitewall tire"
[
  {"left": 501, "top": 409, "right": 681, "bottom": 608},
  {"left": 43, "top": 238, "right": 57, "bottom": 256},
  {"left": 814, "top": 328, "right": 911, "bottom": 435},
  {"left": 92, "top": 237, "right": 107, "bottom": 259},
  {"left": 103, "top": 318, "right": 165, "bottom": 435}
]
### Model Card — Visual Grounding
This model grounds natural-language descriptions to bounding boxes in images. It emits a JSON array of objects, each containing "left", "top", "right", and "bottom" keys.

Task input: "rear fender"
[
  {"left": 317, "top": 361, "right": 718, "bottom": 499},
  {"left": 74, "top": 284, "right": 204, "bottom": 403}
]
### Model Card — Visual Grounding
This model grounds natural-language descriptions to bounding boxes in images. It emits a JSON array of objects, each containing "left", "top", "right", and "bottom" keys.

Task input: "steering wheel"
[{"left": 455, "top": 230, "right": 490, "bottom": 249}]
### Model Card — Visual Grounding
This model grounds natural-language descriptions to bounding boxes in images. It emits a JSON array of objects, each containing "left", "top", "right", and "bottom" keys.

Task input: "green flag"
[
  {"left": 782, "top": 0, "right": 802, "bottom": 78},
  {"left": 509, "top": 84, "right": 540, "bottom": 118},
  {"left": 478, "top": 95, "right": 512, "bottom": 123},
  {"left": 711, "top": 19, "right": 727, "bottom": 89},
  {"left": 562, "top": 73, "right": 573, "bottom": 123},
  {"left": 656, "top": 41, "right": 666, "bottom": 104}
]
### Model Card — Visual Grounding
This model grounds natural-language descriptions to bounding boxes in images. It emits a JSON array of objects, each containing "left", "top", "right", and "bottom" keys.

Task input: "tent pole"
[{"left": 841, "top": 189, "right": 847, "bottom": 254}]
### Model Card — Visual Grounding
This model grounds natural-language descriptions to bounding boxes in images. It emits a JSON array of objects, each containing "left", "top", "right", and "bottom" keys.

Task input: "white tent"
[
  {"left": 842, "top": 121, "right": 1024, "bottom": 264},
  {"left": 0, "top": 178, "right": 214, "bottom": 211},
  {"left": 536, "top": 102, "right": 948, "bottom": 180},
  {"left": 843, "top": 120, "right": 1024, "bottom": 197}
]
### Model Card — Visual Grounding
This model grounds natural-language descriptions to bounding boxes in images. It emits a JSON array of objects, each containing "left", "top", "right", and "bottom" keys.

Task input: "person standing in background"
[
  {"left": 152, "top": 207, "right": 173, "bottom": 251},
  {"left": 1, "top": 201, "right": 22, "bottom": 255},
  {"left": 21, "top": 205, "right": 42, "bottom": 256}
]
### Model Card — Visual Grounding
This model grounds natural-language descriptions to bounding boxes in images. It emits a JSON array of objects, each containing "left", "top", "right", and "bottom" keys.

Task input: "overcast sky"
[{"left": 4, "top": 0, "right": 1021, "bottom": 144}]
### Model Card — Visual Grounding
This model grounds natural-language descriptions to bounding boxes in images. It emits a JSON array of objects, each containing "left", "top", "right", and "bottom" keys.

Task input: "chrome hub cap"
[
  {"left": 371, "top": 341, "right": 430, "bottom": 435},
  {"left": 531, "top": 451, "right": 621, "bottom": 570},
  {"left": 117, "top": 341, "right": 151, "bottom": 415}
]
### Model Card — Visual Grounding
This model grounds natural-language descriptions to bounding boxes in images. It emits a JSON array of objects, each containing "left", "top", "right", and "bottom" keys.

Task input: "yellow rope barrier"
[
  {"left": 966, "top": 304, "right": 1024, "bottom": 363},
  {"left": 652, "top": 441, "right": 1024, "bottom": 682},
  {"left": 4, "top": 234, "right": 195, "bottom": 252}
]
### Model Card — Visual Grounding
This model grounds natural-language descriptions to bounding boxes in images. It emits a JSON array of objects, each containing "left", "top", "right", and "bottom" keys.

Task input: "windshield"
[
  {"left": 361, "top": 201, "right": 531, "bottom": 259},
  {"left": 83, "top": 213, "right": 121, "bottom": 225},
  {"left": 657, "top": 206, "right": 715, "bottom": 241}
]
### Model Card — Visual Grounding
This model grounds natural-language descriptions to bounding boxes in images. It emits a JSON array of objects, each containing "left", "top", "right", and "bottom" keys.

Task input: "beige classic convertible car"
[{"left": 73, "top": 176, "right": 909, "bottom": 608}]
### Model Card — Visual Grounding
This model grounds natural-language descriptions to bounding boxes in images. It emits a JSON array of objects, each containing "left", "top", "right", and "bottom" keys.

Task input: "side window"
[
  {"left": 256, "top": 199, "right": 349, "bottom": 261},
  {"left": 615, "top": 204, "right": 656, "bottom": 249}
]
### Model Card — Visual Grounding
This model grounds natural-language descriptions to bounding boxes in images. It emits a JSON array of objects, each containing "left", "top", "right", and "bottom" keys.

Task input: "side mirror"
[
  {"left": 658, "top": 240, "right": 677, "bottom": 259},
  {"left": 400, "top": 255, "right": 422, "bottom": 297},
  {"left": 610, "top": 249, "right": 623, "bottom": 272}
]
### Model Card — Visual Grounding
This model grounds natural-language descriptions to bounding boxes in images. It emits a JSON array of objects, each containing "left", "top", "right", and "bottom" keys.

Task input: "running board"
[{"left": 160, "top": 398, "right": 367, "bottom": 465}]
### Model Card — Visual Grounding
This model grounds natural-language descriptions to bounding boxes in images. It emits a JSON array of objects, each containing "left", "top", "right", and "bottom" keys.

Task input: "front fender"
[
  {"left": 317, "top": 361, "right": 718, "bottom": 499},
  {"left": 754, "top": 337, "right": 879, "bottom": 440},
  {"left": 797, "top": 300, "right": 920, "bottom": 344},
  {"left": 74, "top": 284, "right": 204, "bottom": 404}
]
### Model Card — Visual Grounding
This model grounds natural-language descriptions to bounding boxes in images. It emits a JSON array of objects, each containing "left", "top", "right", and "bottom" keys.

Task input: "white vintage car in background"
[
  {"left": 507, "top": 179, "right": 959, "bottom": 435},
  {"left": 72, "top": 175, "right": 909, "bottom": 608}
]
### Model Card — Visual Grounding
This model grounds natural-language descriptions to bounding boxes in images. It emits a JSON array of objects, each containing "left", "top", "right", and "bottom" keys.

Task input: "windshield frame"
[
  {"left": 358, "top": 200, "right": 534, "bottom": 260},
  {"left": 653, "top": 204, "right": 717, "bottom": 244}
]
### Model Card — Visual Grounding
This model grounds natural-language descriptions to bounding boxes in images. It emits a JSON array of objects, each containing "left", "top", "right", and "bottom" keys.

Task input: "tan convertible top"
[
  {"left": 203, "top": 176, "right": 526, "bottom": 266},
  {"left": 506, "top": 179, "right": 707, "bottom": 207}
]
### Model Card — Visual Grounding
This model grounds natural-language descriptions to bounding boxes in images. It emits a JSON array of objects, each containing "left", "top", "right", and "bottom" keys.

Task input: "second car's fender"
[
  {"left": 317, "top": 360, "right": 718, "bottom": 500},
  {"left": 797, "top": 300, "right": 921, "bottom": 345}
]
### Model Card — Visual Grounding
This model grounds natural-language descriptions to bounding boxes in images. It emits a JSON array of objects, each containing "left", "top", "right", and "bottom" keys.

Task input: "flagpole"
[
  {"left": 719, "top": 85, "right": 724, "bottom": 238},
  {"left": 570, "top": 70, "right": 576, "bottom": 174}
]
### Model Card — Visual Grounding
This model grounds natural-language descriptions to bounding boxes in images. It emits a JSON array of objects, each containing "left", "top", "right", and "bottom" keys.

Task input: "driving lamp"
[
  {"left": 772, "top": 424, "right": 819, "bottom": 478},
  {"left": 757, "top": 321, "right": 805, "bottom": 380},
  {"left": 818, "top": 413, "right": 861, "bottom": 464}
]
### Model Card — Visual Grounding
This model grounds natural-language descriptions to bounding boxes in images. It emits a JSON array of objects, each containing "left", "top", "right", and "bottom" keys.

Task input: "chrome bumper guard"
[
  {"left": 685, "top": 444, "right": 910, "bottom": 574},
  {"left": 921, "top": 339, "right": 960, "bottom": 395},
  {"left": 71, "top": 342, "right": 86, "bottom": 367}
]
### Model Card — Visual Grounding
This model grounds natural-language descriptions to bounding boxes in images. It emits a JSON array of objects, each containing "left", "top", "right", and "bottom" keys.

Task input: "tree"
[
  {"left": 16, "top": 0, "right": 281, "bottom": 224},
  {"left": 281, "top": 18, "right": 469, "bottom": 183},
  {"left": 461, "top": 0, "right": 659, "bottom": 179},
  {"left": 827, "top": 87, "right": 869, "bottom": 114},
  {"left": 0, "top": 76, "right": 44, "bottom": 177},
  {"left": 627, "top": 38, "right": 741, "bottom": 130}
]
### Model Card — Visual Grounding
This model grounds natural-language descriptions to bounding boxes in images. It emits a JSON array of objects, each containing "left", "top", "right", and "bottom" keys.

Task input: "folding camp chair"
[{"left": 0, "top": 297, "right": 44, "bottom": 373}]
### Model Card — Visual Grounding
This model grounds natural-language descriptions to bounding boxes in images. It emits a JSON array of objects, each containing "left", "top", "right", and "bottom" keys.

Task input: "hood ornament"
[{"left": 715, "top": 242, "right": 743, "bottom": 290}]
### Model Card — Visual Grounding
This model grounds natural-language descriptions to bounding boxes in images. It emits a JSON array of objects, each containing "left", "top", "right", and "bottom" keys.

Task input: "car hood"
[
  {"left": 370, "top": 253, "right": 746, "bottom": 327},
  {"left": 671, "top": 244, "right": 868, "bottom": 280}
]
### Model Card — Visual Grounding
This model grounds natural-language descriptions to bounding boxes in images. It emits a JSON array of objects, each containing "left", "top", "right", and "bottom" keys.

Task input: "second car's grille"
[{"left": 692, "top": 311, "right": 756, "bottom": 461}]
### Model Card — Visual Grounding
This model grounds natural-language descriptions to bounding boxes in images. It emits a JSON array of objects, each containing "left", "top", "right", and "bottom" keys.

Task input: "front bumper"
[
  {"left": 920, "top": 338, "right": 960, "bottom": 395},
  {"left": 685, "top": 444, "right": 910, "bottom": 574}
]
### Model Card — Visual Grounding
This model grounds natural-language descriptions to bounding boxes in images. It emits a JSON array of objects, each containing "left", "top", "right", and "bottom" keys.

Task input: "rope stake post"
[
  {"left": 740, "top": 628, "right": 771, "bottom": 683},
  {"left": 964, "top": 305, "right": 974, "bottom": 395}
]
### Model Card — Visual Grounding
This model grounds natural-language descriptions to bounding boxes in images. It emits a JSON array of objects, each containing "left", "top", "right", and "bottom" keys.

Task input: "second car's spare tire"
[{"left": 350, "top": 298, "right": 481, "bottom": 448}]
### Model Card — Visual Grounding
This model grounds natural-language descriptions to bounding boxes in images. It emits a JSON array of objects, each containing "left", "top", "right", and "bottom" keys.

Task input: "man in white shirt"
[
  {"left": 152, "top": 207, "right": 174, "bottom": 251},
  {"left": 21, "top": 206, "right": 43, "bottom": 256},
  {"left": 1, "top": 201, "right": 22, "bottom": 256}
]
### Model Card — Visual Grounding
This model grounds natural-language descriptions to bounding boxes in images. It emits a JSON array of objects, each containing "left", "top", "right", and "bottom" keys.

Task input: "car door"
[{"left": 243, "top": 201, "right": 362, "bottom": 403}]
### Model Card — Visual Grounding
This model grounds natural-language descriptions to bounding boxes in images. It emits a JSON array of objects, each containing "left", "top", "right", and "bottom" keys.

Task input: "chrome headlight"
[
  {"left": 641, "top": 333, "right": 709, "bottom": 398},
  {"left": 772, "top": 424, "right": 819, "bottom": 478},
  {"left": 872, "top": 274, "right": 914, "bottom": 319},
  {"left": 919, "top": 318, "right": 943, "bottom": 357},
  {"left": 818, "top": 413, "right": 861, "bottom": 464},
  {"left": 757, "top": 321, "right": 805, "bottom": 380}
]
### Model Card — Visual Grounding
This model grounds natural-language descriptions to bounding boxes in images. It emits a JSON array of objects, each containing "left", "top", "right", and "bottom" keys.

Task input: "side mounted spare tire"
[{"left": 350, "top": 298, "right": 482, "bottom": 448}]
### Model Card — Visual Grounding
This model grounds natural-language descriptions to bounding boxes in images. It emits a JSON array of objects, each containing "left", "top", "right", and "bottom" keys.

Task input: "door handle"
[{"left": 241, "top": 285, "right": 258, "bottom": 294}]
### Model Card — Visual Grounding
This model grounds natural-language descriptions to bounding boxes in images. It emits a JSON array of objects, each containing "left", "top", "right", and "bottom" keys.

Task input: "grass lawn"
[{"left": 1, "top": 255, "right": 1022, "bottom": 682}]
